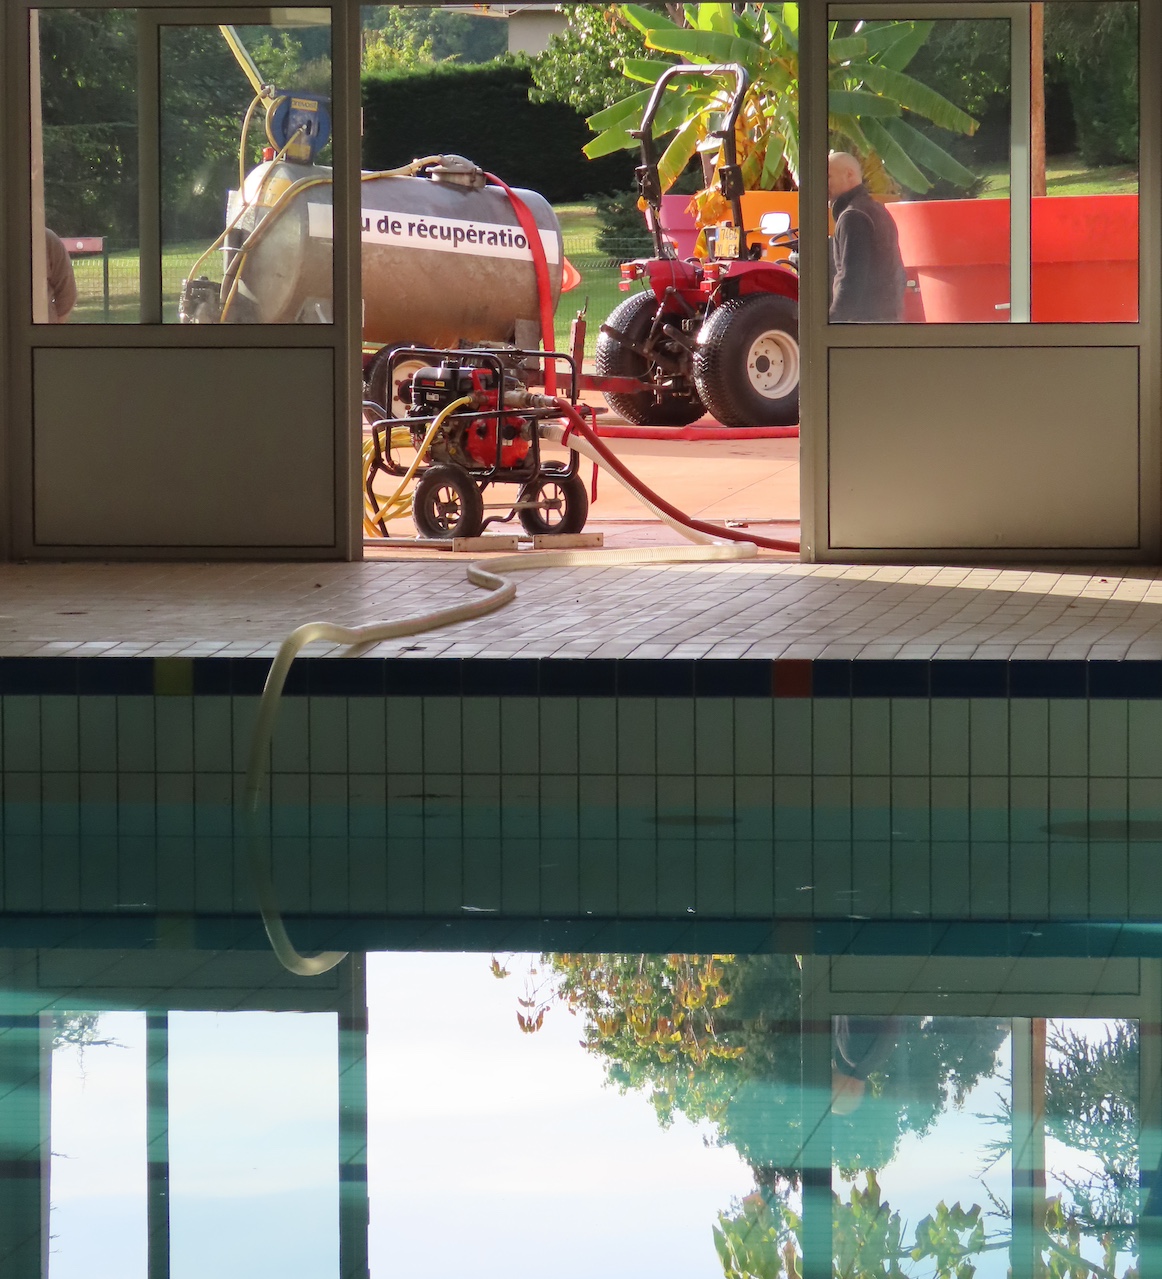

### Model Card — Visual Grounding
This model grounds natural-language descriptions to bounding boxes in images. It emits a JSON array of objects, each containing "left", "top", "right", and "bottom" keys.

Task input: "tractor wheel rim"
[{"left": 746, "top": 330, "right": 799, "bottom": 399}]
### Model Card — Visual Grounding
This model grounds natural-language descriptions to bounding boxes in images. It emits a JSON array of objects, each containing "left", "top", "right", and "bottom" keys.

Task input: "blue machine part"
[{"left": 266, "top": 92, "right": 331, "bottom": 165}]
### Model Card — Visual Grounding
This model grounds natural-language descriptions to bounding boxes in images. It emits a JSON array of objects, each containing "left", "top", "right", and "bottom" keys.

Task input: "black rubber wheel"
[
  {"left": 412, "top": 465, "right": 484, "bottom": 539},
  {"left": 594, "top": 291, "right": 705, "bottom": 426},
  {"left": 693, "top": 294, "right": 800, "bottom": 427},
  {"left": 517, "top": 472, "right": 589, "bottom": 536}
]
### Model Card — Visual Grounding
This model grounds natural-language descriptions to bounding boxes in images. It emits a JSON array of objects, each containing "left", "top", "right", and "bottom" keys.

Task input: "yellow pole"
[{"left": 219, "top": 25, "right": 267, "bottom": 98}]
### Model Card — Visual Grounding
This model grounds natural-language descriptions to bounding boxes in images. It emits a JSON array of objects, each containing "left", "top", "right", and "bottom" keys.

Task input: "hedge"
[{"left": 361, "top": 61, "right": 637, "bottom": 203}]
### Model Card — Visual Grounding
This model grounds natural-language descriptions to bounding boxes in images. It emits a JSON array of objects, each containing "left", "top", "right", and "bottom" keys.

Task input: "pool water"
[{"left": 7, "top": 940, "right": 1148, "bottom": 1279}]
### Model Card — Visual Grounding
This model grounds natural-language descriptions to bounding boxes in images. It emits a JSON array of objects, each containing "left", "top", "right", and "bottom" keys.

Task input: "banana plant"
[{"left": 583, "top": 3, "right": 979, "bottom": 226}]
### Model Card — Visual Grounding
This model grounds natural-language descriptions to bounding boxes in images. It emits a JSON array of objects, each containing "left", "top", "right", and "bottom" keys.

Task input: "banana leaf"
[
  {"left": 828, "top": 114, "right": 875, "bottom": 160},
  {"left": 880, "top": 116, "right": 977, "bottom": 187},
  {"left": 860, "top": 116, "right": 931, "bottom": 192},
  {"left": 644, "top": 27, "right": 771, "bottom": 72},
  {"left": 826, "top": 35, "right": 870, "bottom": 62},
  {"left": 584, "top": 125, "right": 639, "bottom": 160},
  {"left": 691, "top": 3, "right": 737, "bottom": 34},
  {"left": 587, "top": 89, "right": 653, "bottom": 133},
  {"left": 867, "top": 19, "right": 934, "bottom": 71},
  {"left": 619, "top": 58, "right": 680, "bottom": 86},
  {"left": 828, "top": 89, "right": 902, "bottom": 117},
  {"left": 850, "top": 62, "right": 977, "bottom": 134},
  {"left": 658, "top": 115, "right": 703, "bottom": 191},
  {"left": 621, "top": 4, "right": 684, "bottom": 38},
  {"left": 768, "top": 12, "right": 799, "bottom": 52}
]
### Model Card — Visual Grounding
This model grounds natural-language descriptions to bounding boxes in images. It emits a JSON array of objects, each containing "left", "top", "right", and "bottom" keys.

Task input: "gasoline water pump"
[{"left": 364, "top": 347, "right": 590, "bottom": 541}]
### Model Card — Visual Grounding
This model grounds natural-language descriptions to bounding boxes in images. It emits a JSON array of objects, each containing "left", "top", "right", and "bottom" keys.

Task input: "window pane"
[
  {"left": 167, "top": 1011, "right": 339, "bottom": 1279},
  {"left": 49, "top": 1012, "right": 147, "bottom": 1279},
  {"left": 830, "top": 1016, "right": 1012, "bottom": 1276},
  {"left": 1032, "top": 2, "right": 1138, "bottom": 322},
  {"left": 33, "top": 9, "right": 140, "bottom": 323},
  {"left": 828, "top": 17, "right": 1013, "bottom": 324},
  {"left": 1043, "top": 1018, "right": 1139, "bottom": 1275},
  {"left": 164, "top": 16, "right": 333, "bottom": 325}
]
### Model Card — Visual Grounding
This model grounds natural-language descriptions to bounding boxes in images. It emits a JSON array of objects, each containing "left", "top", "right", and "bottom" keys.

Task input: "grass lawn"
[{"left": 975, "top": 153, "right": 1138, "bottom": 199}]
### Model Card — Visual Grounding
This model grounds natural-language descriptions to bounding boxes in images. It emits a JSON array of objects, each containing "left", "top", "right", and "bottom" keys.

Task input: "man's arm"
[
  {"left": 46, "top": 233, "right": 77, "bottom": 323},
  {"left": 829, "top": 209, "right": 874, "bottom": 322}
]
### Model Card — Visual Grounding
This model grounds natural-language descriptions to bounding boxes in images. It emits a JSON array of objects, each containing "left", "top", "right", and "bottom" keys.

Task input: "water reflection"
[{"left": 0, "top": 948, "right": 1147, "bottom": 1279}]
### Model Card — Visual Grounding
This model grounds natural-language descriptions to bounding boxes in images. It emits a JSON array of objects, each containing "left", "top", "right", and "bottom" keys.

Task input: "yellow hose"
[
  {"left": 363, "top": 395, "right": 471, "bottom": 531},
  {"left": 237, "top": 92, "right": 265, "bottom": 190},
  {"left": 218, "top": 173, "right": 334, "bottom": 321}
]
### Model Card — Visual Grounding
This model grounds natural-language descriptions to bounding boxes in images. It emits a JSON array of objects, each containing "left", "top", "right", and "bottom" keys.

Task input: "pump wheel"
[
  {"left": 595, "top": 291, "right": 705, "bottom": 426},
  {"left": 412, "top": 465, "right": 484, "bottom": 539},
  {"left": 517, "top": 472, "right": 589, "bottom": 536},
  {"left": 693, "top": 294, "right": 800, "bottom": 427}
]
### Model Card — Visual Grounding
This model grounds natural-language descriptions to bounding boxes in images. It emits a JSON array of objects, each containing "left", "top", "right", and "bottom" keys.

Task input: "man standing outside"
[
  {"left": 45, "top": 228, "right": 77, "bottom": 323},
  {"left": 827, "top": 151, "right": 906, "bottom": 323}
]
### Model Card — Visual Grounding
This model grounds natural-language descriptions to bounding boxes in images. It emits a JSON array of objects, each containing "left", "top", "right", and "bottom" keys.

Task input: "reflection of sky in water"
[
  {"left": 367, "top": 951, "right": 755, "bottom": 1279},
  {"left": 862, "top": 1042, "right": 1013, "bottom": 1279},
  {"left": 43, "top": 965, "right": 1139, "bottom": 1279}
]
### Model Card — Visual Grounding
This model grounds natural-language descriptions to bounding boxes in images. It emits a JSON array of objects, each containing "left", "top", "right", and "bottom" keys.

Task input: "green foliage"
[
  {"left": 1044, "top": 1020, "right": 1139, "bottom": 1245},
  {"left": 1048, "top": 3, "right": 1138, "bottom": 166},
  {"left": 361, "top": 6, "right": 507, "bottom": 67},
  {"left": 361, "top": 62, "right": 636, "bottom": 203},
  {"left": 530, "top": 5, "right": 653, "bottom": 115},
  {"left": 592, "top": 189, "right": 658, "bottom": 257},
  {"left": 584, "top": 3, "right": 979, "bottom": 210},
  {"left": 910, "top": 1199, "right": 985, "bottom": 1279},
  {"left": 39, "top": 9, "right": 139, "bottom": 244}
]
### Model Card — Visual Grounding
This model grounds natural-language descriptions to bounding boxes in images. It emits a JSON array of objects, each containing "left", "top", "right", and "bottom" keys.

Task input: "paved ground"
[{"left": 366, "top": 424, "right": 801, "bottom": 550}]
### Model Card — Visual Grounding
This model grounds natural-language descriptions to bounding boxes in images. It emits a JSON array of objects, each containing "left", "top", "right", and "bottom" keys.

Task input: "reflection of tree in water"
[
  {"left": 1045, "top": 1021, "right": 1139, "bottom": 1247},
  {"left": 533, "top": 953, "right": 1006, "bottom": 1184},
  {"left": 510, "top": 957, "right": 1141, "bottom": 1278}
]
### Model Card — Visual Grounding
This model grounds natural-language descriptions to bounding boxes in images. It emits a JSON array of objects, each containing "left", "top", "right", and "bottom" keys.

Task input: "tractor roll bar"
[{"left": 632, "top": 63, "right": 751, "bottom": 260}]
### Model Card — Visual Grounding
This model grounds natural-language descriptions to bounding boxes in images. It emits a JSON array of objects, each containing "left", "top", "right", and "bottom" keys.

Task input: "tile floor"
[{"left": 2, "top": 558, "right": 1162, "bottom": 661}]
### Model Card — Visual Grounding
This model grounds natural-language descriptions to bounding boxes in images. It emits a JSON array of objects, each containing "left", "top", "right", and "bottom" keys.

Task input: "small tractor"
[{"left": 595, "top": 63, "right": 801, "bottom": 429}]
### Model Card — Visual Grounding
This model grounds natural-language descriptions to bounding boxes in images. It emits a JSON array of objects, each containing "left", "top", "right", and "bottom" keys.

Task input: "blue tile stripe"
[{"left": 1, "top": 656, "right": 1162, "bottom": 697}]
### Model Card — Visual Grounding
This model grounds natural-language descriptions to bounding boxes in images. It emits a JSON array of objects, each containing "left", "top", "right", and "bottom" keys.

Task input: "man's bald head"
[{"left": 828, "top": 151, "right": 864, "bottom": 202}]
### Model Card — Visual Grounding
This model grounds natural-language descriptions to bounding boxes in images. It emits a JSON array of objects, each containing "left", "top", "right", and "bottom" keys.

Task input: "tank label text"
[{"left": 307, "top": 203, "right": 560, "bottom": 264}]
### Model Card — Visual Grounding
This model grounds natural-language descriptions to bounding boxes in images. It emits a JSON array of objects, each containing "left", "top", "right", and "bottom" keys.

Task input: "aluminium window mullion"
[{"left": 137, "top": 11, "right": 162, "bottom": 324}]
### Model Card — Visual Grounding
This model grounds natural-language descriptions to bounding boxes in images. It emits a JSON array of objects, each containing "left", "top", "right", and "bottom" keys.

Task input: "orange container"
[{"left": 888, "top": 194, "right": 1138, "bottom": 324}]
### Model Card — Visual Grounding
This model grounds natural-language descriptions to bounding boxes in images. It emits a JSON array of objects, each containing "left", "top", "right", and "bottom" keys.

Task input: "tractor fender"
[{"left": 715, "top": 260, "right": 799, "bottom": 305}]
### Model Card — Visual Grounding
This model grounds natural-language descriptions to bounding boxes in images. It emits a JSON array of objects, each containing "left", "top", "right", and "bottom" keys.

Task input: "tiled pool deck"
[
  {"left": 4, "top": 555, "right": 1162, "bottom": 936},
  {"left": 2, "top": 557, "right": 1162, "bottom": 662}
]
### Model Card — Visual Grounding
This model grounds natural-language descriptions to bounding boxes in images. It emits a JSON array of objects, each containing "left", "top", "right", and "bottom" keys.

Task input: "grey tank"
[{"left": 224, "top": 160, "right": 564, "bottom": 346}]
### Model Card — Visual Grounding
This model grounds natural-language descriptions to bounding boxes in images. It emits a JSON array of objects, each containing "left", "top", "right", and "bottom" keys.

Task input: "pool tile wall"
[{"left": 2, "top": 657, "right": 1162, "bottom": 926}]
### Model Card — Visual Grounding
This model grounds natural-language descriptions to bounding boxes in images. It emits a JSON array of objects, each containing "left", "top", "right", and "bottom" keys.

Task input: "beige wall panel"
[
  {"left": 33, "top": 347, "right": 335, "bottom": 547},
  {"left": 828, "top": 347, "right": 1139, "bottom": 550}
]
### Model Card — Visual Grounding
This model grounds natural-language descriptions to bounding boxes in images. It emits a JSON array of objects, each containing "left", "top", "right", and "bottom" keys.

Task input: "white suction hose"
[{"left": 245, "top": 543, "right": 755, "bottom": 976}]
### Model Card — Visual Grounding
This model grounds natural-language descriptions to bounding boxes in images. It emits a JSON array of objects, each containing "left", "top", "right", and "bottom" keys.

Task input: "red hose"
[
  {"left": 485, "top": 172, "right": 557, "bottom": 395},
  {"left": 555, "top": 399, "right": 801, "bottom": 553}
]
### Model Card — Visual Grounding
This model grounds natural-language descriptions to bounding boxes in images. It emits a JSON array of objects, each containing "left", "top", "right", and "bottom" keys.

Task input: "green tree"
[
  {"left": 530, "top": 5, "right": 654, "bottom": 115},
  {"left": 361, "top": 6, "right": 506, "bottom": 68},
  {"left": 39, "top": 9, "right": 139, "bottom": 244}
]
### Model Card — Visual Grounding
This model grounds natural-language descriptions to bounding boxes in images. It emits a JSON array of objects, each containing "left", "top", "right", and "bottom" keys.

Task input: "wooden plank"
[{"left": 532, "top": 532, "right": 603, "bottom": 550}]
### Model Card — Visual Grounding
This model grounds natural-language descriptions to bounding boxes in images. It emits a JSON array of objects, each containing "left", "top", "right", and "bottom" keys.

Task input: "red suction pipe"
[
  {"left": 485, "top": 172, "right": 557, "bottom": 395},
  {"left": 554, "top": 399, "right": 801, "bottom": 553}
]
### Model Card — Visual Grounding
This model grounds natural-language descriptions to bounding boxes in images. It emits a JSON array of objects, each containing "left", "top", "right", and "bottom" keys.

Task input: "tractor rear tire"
[
  {"left": 518, "top": 472, "right": 589, "bottom": 536},
  {"left": 412, "top": 465, "right": 484, "bottom": 539},
  {"left": 693, "top": 294, "right": 800, "bottom": 428},
  {"left": 595, "top": 291, "right": 705, "bottom": 426}
]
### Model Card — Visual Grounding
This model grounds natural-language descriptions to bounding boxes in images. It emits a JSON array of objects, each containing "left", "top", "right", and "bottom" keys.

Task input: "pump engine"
[{"left": 401, "top": 353, "right": 538, "bottom": 472}]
